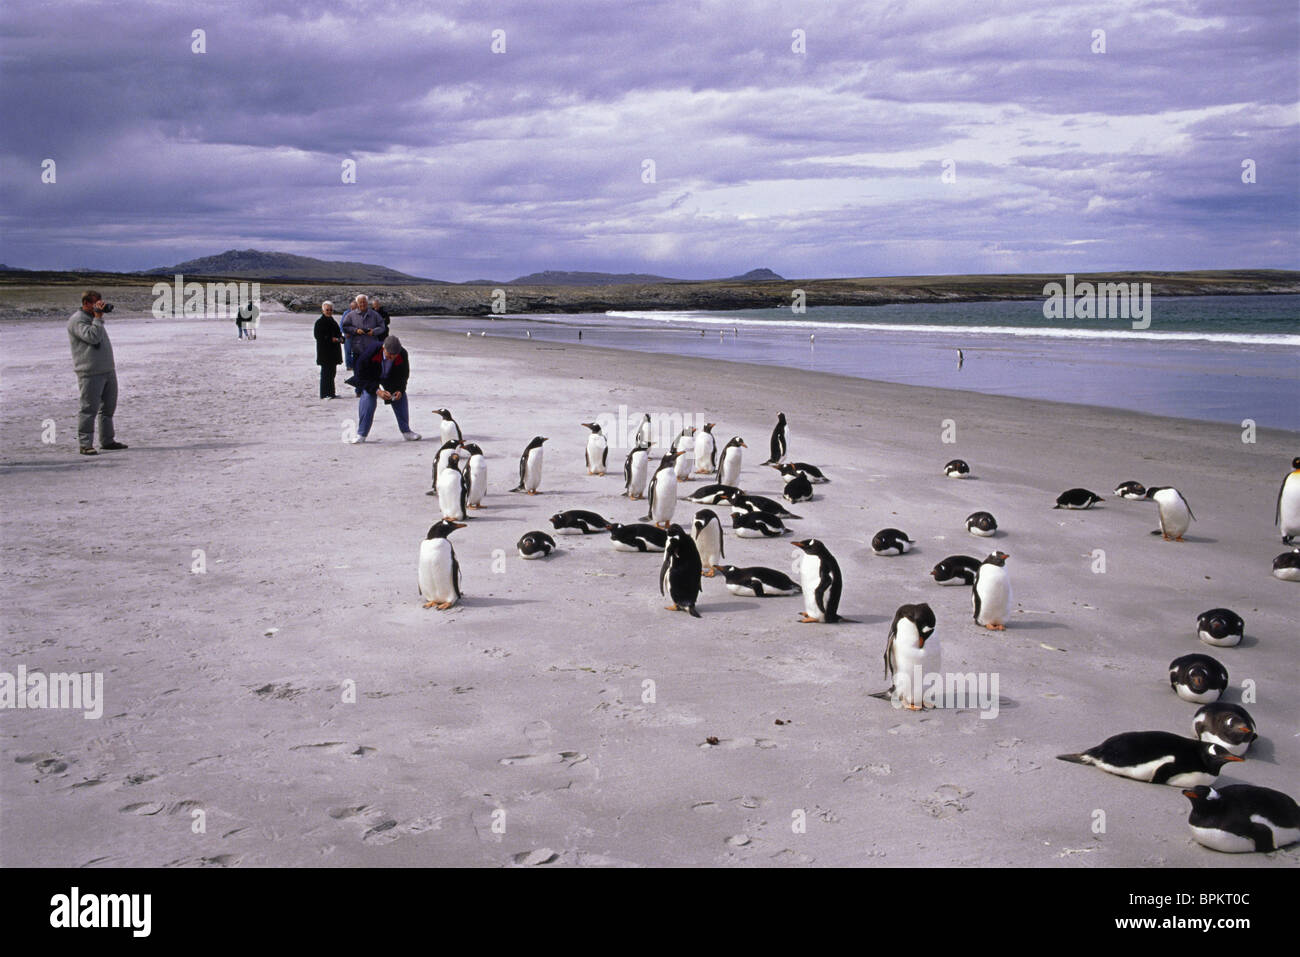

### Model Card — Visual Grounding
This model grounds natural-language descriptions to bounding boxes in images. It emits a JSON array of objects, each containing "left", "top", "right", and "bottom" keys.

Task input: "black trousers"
[{"left": 320, "top": 364, "right": 337, "bottom": 398}]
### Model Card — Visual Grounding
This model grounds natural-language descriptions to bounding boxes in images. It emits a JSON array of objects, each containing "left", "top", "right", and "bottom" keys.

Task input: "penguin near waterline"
[
  {"left": 686, "top": 483, "right": 743, "bottom": 505},
  {"left": 462, "top": 442, "right": 487, "bottom": 509},
  {"left": 517, "top": 530, "right": 556, "bottom": 560},
  {"left": 763, "top": 412, "right": 789, "bottom": 465},
  {"left": 716, "top": 436, "right": 746, "bottom": 487},
  {"left": 436, "top": 453, "right": 469, "bottom": 521},
  {"left": 608, "top": 523, "right": 669, "bottom": 552},
  {"left": 1193, "top": 703, "right": 1257, "bottom": 756},
  {"left": 944, "top": 459, "right": 970, "bottom": 479},
  {"left": 1169, "top": 653, "right": 1229, "bottom": 704},
  {"left": 635, "top": 413, "right": 653, "bottom": 449},
  {"left": 1114, "top": 481, "right": 1147, "bottom": 500},
  {"left": 1145, "top": 486, "right": 1195, "bottom": 541},
  {"left": 624, "top": 443, "right": 651, "bottom": 500},
  {"left": 660, "top": 524, "right": 703, "bottom": 617},
  {"left": 972, "top": 551, "right": 1012, "bottom": 630},
  {"left": 712, "top": 564, "right": 800, "bottom": 597},
  {"left": 930, "top": 555, "right": 982, "bottom": 585},
  {"left": 1180, "top": 785, "right": 1300, "bottom": 853},
  {"left": 694, "top": 423, "right": 718, "bottom": 474},
  {"left": 418, "top": 519, "right": 465, "bottom": 609},
  {"left": 1272, "top": 548, "right": 1300, "bottom": 581},
  {"left": 1276, "top": 457, "right": 1300, "bottom": 544},
  {"left": 791, "top": 539, "right": 845, "bottom": 623},
  {"left": 582, "top": 422, "right": 609, "bottom": 475},
  {"left": 724, "top": 491, "right": 800, "bottom": 520},
  {"left": 966, "top": 511, "right": 998, "bottom": 537},
  {"left": 781, "top": 471, "right": 814, "bottom": 504},
  {"left": 1056, "top": 731, "right": 1243, "bottom": 787},
  {"left": 672, "top": 427, "right": 696, "bottom": 480},
  {"left": 548, "top": 510, "right": 613, "bottom": 534},
  {"left": 733, "top": 511, "right": 787, "bottom": 538},
  {"left": 431, "top": 408, "right": 462, "bottom": 445},
  {"left": 1054, "top": 488, "right": 1104, "bottom": 509},
  {"left": 511, "top": 436, "right": 547, "bottom": 494},
  {"left": 644, "top": 451, "right": 684, "bottom": 528},
  {"left": 884, "top": 602, "right": 938, "bottom": 711},
  {"left": 1196, "top": 608, "right": 1244, "bottom": 648},
  {"left": 871, "top": 528, "right": 915, "bottom": 556},
  {"left": 691, "top": 508, "right": 726, "bottom": 574}
]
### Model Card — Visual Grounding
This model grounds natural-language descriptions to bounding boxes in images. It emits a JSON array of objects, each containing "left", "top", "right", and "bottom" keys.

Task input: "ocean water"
[{"left": 419, "top": 295, "right": 1300, "bottom": 431}]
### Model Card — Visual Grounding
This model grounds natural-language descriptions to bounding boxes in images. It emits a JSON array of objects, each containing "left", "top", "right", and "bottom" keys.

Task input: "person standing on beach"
[
  {"left": 371, "top": 296, "right": 391, "bottom": 339},
  {"left": 314, "top": 300, "right": 343, "bottom": 399},
  {"left": 66, "top": 290, "right": 128, "bottom": 455},
  {"left": 341, "top": 296, "right": 357, "bottom": 369},
  {"left": 341, "top": 294, "right": 385, "bottom": 363}
]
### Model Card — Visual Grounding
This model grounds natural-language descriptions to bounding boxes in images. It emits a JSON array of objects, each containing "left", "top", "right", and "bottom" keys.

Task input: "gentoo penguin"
[
  {"left": 635, "top": 413, "right": 653, "bottom": 449},
  {"left": 763, "top": 412, "right": 789, "bottom": 465},
  {"left": 930, "top": 555, "right": 982, "bottom": 586},
  {"left": 607, "top": 522, "right": 668, "bottom": 552},
  {"left": 1054, "top": 488, "right": 1104, "bottom": 509},
  {"left": 645, "top": 451, "right": 683, "bottom": 528},
  {"left": 1180, "top": 785, "right": 1300, "bottom": 853},
  {"left": 686, "top": 483, "right": 741, "bottom": 505},
  {"left": 871, "top": 528, "right": 914, "bottom": 556},
  {"left": 791, "top": 539, "right": 844, "bottom": 623},
  {"left": 1169, "top": 653, "right": 1229, "bottom": 704},
  {"left": 433, "top": 408, "right": 462, "bottom": 445},
  {"left": 1196, "top": 608, "right": 1243, "bottom": 648},
  {"left": 463, "top": 442, "right": 487, "bottom": 509},
  {"left": 712, "top": 564, "right": 800, "bottom": 597},
  {"left": 716, "top": 436, "right": 746, "bottom": 487},
  {"left": 582, "top": 422, "right": 609, "bottom": 475},
  {"left": 884, "top": 602, "right": 938, "bottom": 710},
  {"left": 1276, "top": 456, "right": 1300, "bottom": 543},
  {"left": 972, "top": 551, "right": 1012, "bottom": 630},
  {"left": 691, "top": 508, "right": 726, "bottom": 575},
  {"left": 1056, "top": 731, "right": 1243, "bottom": 786},
  {"left": 427, "top": 440, "right": 460, "bottom": 496},
  {"left": 660, "top": 524, "right": 703, "bottom": 617},
  {"left": 774, "top": 462, "right": 829, "bottom": 485},
  {"left": 781, "top": 471, "right": 814, "bottom": 504},
  {"left": 693, "top": 423, "right": 718, "bottom": 474},
  {"left": 548, "top": 510, "right": 612, "bottom": 534},
  {"left": 672, "top": 427, "right": 696, "bottom": 480},
  {"left": 1114, "top": 481, "right": 1146, "bottom": 500},
  {"left": 1272, "top": 548, "right": 1300, "bottom": 581},
  {"left": 624, "top": 443, "right": 651, "bottom": 500},
  {"left": 733, "top": 511, "right": 787, "bottom": 538},
  {"left": 418, "top": 519, "right": 465, "bottom": 609},
  {"left": 437, "top": 453, "right": 469, "bottom": 521},
  {"left": 517, "top": 530, "right": 556, "bottom": 560},
  {"left": 724, "top": 491, "right": 800, "bottom": 520},
  {"left": 1145, "top": 486, "right": 1195, "bottom": 541},
  {"left": 966, "top": 511, "right": 998, "bottom": 537},
  {"left": 1193, "top": 703, "right": 1257, "bottom": 756},
  {"left": 944, "top": 459, "right": 970, "bottom": 479},
  {"left": 511, "top": 436, "right": 547, "bottom": 494}
]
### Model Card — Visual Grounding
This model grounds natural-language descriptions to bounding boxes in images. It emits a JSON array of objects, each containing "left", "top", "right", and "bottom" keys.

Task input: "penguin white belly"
[
  {"left": 1197, "top": 627, "right": 1240, "bottom": 648},
  {"left": 649, "top": 471, "right": 678, "bottom": 524},
  {"left": 1281, "top": 475, "right": 1300, "bottom": 537},
  {"left": 892, "top": 629, "right": 938, "bottom": 708},
  {"left": 718, "top": 448, "right": 742, "bottom": 486},
  {"left": 437, "top": 470, "right": 465, "bottom": 520},
  {"left": 1199, "top": 732, "right": 1249, "bottom": 757},
  {"left": 693, "top": 525, "right": 723, "bottom": 567},
  {"left": 1175, "top": 685, "right": 1221, "bottom": 705},
  {"left": 1086, "top": 754, "right": 1173, "bottom": 782},
  {"left": 440, "top": 421, "right": 458, "bottom": 445},
  {"left": 467, "top": 459, "right": 487, "bottom": 506},
  {"left": 1165, "top": 769, "right": 1217, "bottom": 788},
  {"left": 798, "top": 556, "right": 824, "bottom": 621},
  {"left": 1155, "top": 491, "right": 1192, "bottom": 538},
  {"left": 587, "top": 436, "right": 607, "bottom": 474},
  {"left": 974, "top": 570, "right": 1011, "bottom": 626},
  {"left": 628, "top": 458, "right": 648, "bottom": 498},
  {"left": 735, "top": 526, "right": 767, "bottom": 538},
  {"left": 1189, "top": 826, "right": 1257, "bottom": 854},
  {"left": 1275, "top": 563, "right": 1300, "bottom": 582},
  {"left": 437, "top": 449, "right": 456, "bottom": 474},
  {"left": 419, "top": 539, "right": 458, "bottom": 605},
  {"left": 694, "top": 435, "right": 715, "bottom": 472},
  {"left": 523, "top": 448, "right": 544, "bottom": 492},
  {"left": 674, "top": 449, "right": 693, "bottom": 479}
]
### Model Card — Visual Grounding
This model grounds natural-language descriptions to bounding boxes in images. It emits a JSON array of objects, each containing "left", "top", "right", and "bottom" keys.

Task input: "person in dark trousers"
[
  {"left": 344, "top": 335, "right": 420, "bottom": 443},
  {"left": 67, "top": 290, "right": 128, "bottom": 455},
  {"left": 377, "top": 335, "right": 419, "bottom": 441},
  {"left": 314, "top": 300, "right": 343, "bottom": 399},
  {"left": 371, "top": 296, "right": 391, "bottom": 339}
]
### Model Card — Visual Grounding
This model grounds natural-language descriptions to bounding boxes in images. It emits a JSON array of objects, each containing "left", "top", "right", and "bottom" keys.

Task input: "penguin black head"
[
  {"left": 776, "top": 412, "right": 786, "bottom": 424},
  {"left": 693, "top": 509, "right": 719, "bottom": 532},
  {"left": 445, "top": 453, "right": 460, "bottom": 470},
  {"left": 726, "top": 436, "right": 747, "bottom": 449},
  {"left": 984, "top": 551, "right": 1010, "bottom": 566},
  {"left": 1199, "top": 743, "right": 1245, "bottom": 773},
  {"left": 525, "top": 435, "right": 548, "bottom": 449},
  {"left": 666, "top": 523, "right": 688, "bottom": 540},
  {"left": 462, "top": 442, "right": 483, "bottom": 456},
  {"left": 426, "top": 519, "right": 466, "bottom": 539},
  {"left": 437, "top": 439, "right": 458, "bottom": 453},
  {"left": 903, "top": 602, "right": 936, "bottom": 641},
  {"left": 1181, "top": 785, "right": 1218, "bottom": 806},
  {"left": 582, "top": 422, "right": 602, "bottom": 434},
  {"left": 434, "top": 408, "right": 453, "bottom": 420},
  {"left": 792, "top": 538, "right": 822, "bottom": 553},
  {"left": 1292, "top": 457, "right": 1300, "bottom": 470},
  {"left": 703, "top": 422, "right": 715, "bottom": 433}
]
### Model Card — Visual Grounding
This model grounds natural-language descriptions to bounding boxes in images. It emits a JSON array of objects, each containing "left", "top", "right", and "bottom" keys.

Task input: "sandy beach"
[{"left": 1, "top": 312, "right": 1296, "bottom": 868}]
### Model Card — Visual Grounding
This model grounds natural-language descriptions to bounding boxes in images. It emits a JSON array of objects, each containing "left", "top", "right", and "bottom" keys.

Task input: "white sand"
[{"left": 1, "top": 313, "right": 1296, "bottom": 867}]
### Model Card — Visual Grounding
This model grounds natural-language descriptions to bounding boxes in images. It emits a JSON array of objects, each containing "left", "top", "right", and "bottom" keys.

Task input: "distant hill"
[
  {"left": 140, "top": 249, "right": 440, "bottom": 284},
  {"left": 468, "top": 267, "right": 784, "bottom": 286},
  {"left": 727, "top": 268, "right": 784, "bottom": 281}
]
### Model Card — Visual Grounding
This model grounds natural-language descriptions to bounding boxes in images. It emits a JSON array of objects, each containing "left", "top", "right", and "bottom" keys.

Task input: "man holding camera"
[{"left": 67, "top": 290, "right": 127, "bottom": 455}]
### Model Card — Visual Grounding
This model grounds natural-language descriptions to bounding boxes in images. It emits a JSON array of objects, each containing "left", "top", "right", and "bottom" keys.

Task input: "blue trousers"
[{"left": 357, "top": 392, "right": 410, "bottom": 437}]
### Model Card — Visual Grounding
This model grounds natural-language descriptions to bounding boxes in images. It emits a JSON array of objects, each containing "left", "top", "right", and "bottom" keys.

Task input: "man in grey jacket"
[{"left": 67, "top": 290, "right": 127, "bottom": 455}]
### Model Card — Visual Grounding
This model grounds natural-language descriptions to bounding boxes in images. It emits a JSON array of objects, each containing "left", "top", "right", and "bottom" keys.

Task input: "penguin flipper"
[{"left": 687, "top": 604, "right": 701, "bottom": 619}]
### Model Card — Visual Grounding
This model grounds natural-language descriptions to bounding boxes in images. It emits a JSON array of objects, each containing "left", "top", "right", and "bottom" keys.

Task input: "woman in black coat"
[{"left": 313, "top": 301, "right": 344, "bottom": 399}]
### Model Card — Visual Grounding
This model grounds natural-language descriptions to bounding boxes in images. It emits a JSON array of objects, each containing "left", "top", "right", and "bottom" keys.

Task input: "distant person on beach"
[
  {"left": 314, "top": 300, "right": 343, "bottom": 399},
  {"left": 341, "top": 296, "right": 357, "bottom": 369},
  {"left": 371, "top": 297, "right": 391, "bottom": 339},
  {"left": 344, "top": 334, "right": 420, "bottom": 443},
  {"left": 67, "top": 290, "right": 128, "bottom": 455},
  {"left": 238, "top": 300, "right": 259, "bottom": 340},
  {"left": 235, "top": 310, "right": 247, "bottom": 340},
  {"left": 341, "top": 294, "right": 385, "bottom": 362}
]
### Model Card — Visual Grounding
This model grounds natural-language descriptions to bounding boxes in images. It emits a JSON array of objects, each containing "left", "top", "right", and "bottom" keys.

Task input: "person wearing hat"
[{"left": 345, "top": 334, "right": 420, "bottom": 443}]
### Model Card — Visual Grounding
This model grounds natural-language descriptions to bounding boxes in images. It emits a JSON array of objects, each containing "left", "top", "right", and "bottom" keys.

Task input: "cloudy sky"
[{"left": 1, "top": 0, "right": 1296, "bottom": 280}]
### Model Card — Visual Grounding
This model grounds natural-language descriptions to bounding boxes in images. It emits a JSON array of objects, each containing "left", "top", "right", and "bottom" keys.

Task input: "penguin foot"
[
  {"left": 1174, "top": 536, "right": 1185, "bottom": 542},
  {"left": 422, "top": 601, "right": 438, "bottom": 608},
  {"left": 435, "top": 601, "right": 454, "bottom": 610},
  {"left": 527, "top": 490, "right": 538, "bottom": 495},
  {"left": 983, "top": 623, "right": 1006, "bottom": 631},
  {"left": 665, "top": 604, "right": 678, "bottom": 612},
  {"left": 702, "top": 568, "right": 715, "bottom": 577},
  {"left": 904, "top": 703, "right": 923, "bottom": 711},
  {"left": 799, "top": 615, "right": 820, "bottom": 623}
]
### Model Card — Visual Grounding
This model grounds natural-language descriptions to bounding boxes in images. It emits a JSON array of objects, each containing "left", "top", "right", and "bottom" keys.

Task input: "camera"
[{"left": 100, "top": 303, "right": 114, "bottom": 313}]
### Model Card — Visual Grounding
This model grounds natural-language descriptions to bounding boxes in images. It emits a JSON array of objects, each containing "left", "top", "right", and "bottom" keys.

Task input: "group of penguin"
[{"left": 415, "top": 402, "right": 1300, "bottom": 855}]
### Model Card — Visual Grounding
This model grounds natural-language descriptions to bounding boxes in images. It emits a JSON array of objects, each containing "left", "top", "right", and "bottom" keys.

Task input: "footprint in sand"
[
  {"left": 921, "top": 784, "right": 973, "bottom": 819},
  {"left": 699, "top": 737, "right": 780, "bottom": 750},
  {"left": 251, "top": 682, "right": 305, "bottom": 700},
  {"left": 499, "top": 751, "right": 586, "bottom": 766},
  {"left": 512, "top": 848, "right": 559, "bottom": 866},
  {"left": 14, "top": 752, "right": 69, "bottom": 775},
  {"left": 524, "top": 720, "right": 553, "bottom": 747},
  {"left": 328, "top": 804, "right": 440, "bottom": 844},
  {"left": 120, "top": 802, "right": 166, "bottom": 816}
]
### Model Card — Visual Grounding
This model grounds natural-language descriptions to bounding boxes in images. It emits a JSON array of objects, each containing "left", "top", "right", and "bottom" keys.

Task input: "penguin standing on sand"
[
  {"left": 1056, "top": 731, "right": 1243, "bottom": 786},
  {"left": 582, "top": 422, "right": 609, "bottom": 475},
  {"left": 418, "top": 519, "right": 465, "bottom": 609},
  {"left": 660, "top": 524, "right": 703, "bottom": 617},
  {"left": 716, "top": 436, "right": 746, "bottom": 487},
  {"left": 436, "top": 452, "right": 468, "bottom": 521},
  {"left": 672, "top": 427, "right": 696, "bottom": 480},
  {"left": 791, "top": 539, "right": 844, "bottom": 623},
  {"left": 511, "top": 436, "right": 547, "bottom": 494},
  {"left": 694, "top": 423, "right": 718, "bottom": 474},
  {"left": 1196, "top": 608, "right": 1243, "bottom": 648},
  {"left": 763, "top": 413, "right": 789, "bottom": 465},
  {"left": 1145, "top": 486, "right": 1195, "bottom": 541},
  {"left": 1276, "top": 457, "right": 1300, "bottom": 544},
  {"left": 645, "top": 451, "right": 683, "bottom": 528},
  {"left": 635, "top": 413, "right": 653, "bottom": 449},
  {"left": 624, "top": 443, "right": 651, "bottom": 500},
  {"left": 884, "top": 602, "right": 938, "bottom": 710},
  {"left": 1169, "top": 653, "right": 1229, "bottom": 703},
  {"left": 1181, "top": 785, "right": 1300, "bottom": 853},
  {"left": 691, "top": 508, "right": 725, "bottom": 575},
  {"left": 1193, "top": 703, "right": 1257, "bottom": 756},
  {"left": 433, "top": 408, "right": 462, "bottom": 445},
  {"left": 462, "top": 442, "right": 486, "bottom": 509},
  {"left": 517, "top": 530, "right": 556, "bottom": 560},
  {"left": 972, "top": 551, "right": 1012, "bottom": 630}
]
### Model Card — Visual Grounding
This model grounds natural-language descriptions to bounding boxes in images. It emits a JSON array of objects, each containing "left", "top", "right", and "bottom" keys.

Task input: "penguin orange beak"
[
  {"left": 1224, "top": 755, "right": 1245, "bottom": 763},
  {"left": 451, "top": 522, "right": 467, "bottom": 529},
  {"left": 740, "top": 441, "right": 748, "bottom": 448},
  {"left": 1181, "top": 789, "right": 1199, "bottom": 799}
]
